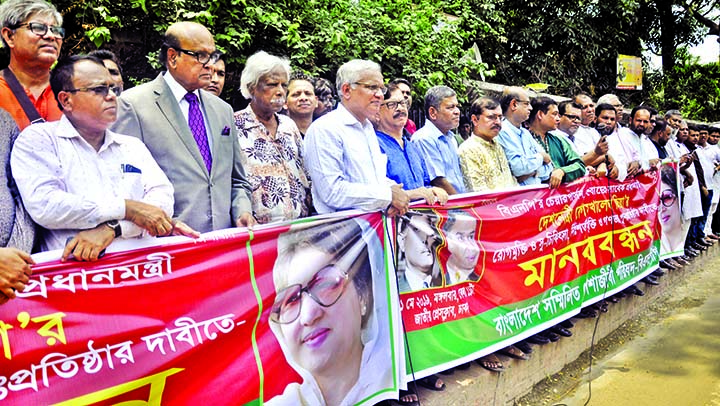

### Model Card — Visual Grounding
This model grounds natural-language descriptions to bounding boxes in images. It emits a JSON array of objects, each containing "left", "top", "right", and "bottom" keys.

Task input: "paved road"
[{"left": 558, "top": 255, "right": 720, "bottom": 406}]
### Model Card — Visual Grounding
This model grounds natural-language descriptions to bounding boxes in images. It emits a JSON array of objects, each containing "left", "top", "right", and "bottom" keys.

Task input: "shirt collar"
[
  {"left": 336, "top": 103, "right": 373, "bottom": 130},
  {"left": 421, "top": 120, "right": 453, "bottom": 140},
  {"left": 57, "top": 114, "right": 122, "bottom": 150},
  {"left": 163, "top": 71, "right": 200, "bottom": 104}
]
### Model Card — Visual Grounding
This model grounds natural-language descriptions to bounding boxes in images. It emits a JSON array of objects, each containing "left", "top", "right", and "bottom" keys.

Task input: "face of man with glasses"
[
  {"left": 167, "top": 24, "right": 220, "bottom": 92},
  {"left": 4, "top": 13, "right": 63, "bottom": 67},
  {"left": 343, "top": 70, "right": 385, "bottom": 122},
  {"left": 558, "top": 105, "right": 582, "bottom": 135},
  {"left": 60, "top": 60, "right": 120, "bottom": 133},
  {"left": 378, "top": 88, "right": 409, "bottom": 130}
]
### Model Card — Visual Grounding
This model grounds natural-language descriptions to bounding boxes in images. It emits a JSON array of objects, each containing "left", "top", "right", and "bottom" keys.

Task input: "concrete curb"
[{"left": 414, "top": 244, "right": 718, "bottom": 406}]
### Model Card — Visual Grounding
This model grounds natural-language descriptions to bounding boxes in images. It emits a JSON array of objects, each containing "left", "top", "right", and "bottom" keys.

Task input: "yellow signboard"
[{"left": 617, "top": 54, "right": 643, "bottom": 90}]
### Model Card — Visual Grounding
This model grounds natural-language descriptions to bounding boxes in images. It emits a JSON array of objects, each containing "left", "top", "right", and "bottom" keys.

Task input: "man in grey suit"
[{"left": 112, "top": 21, "right": 254, "bottom": 233}]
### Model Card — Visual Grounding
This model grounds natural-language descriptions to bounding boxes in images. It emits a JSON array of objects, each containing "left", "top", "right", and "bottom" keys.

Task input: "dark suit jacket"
[{"left": 111, "top": 74, "right": 252, "bottom": 233}]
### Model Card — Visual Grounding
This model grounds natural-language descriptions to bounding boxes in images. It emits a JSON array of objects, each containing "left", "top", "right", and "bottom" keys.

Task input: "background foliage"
[{"left": 2, "top": 0, "right": 718, "bottom": 121}]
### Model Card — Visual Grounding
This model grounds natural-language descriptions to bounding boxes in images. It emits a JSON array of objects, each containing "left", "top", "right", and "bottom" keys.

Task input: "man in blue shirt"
[
  {"left": 414, "top": 86, "right": 466, "bottom": 195},
  {"left": 374, "top": 83, "right": 448, "bottom": 205},
  {"left": 496, "top": 86, "right": 553, "bottom": 185}
]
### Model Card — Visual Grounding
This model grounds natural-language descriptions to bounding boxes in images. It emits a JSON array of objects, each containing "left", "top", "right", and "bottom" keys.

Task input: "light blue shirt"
[
  {"left": 413, "top": 120, "right": 466, "bottom": 193},
  {"left": 303, "top": 104, "right": 393, "bottom": 214},
  {"left": 496, "top": 119, "right": 553, "bottom": 185}
]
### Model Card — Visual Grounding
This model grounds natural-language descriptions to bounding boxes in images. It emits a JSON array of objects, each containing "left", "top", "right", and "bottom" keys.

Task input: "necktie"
[{"left": 184, "top": 93, "right": 212, "bottom": 173}]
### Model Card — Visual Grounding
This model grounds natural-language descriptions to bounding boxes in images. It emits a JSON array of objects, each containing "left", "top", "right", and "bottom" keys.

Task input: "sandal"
[
  {"left": 497, "top": 345, "right": 529, "bottom": 360},
  {"left": 397, "top": 388, "right": 419, "bottom": 405},
  {"left": 477, "top": 354, "right": 505, "bottom": 372},
  {"left": 416, "top": 374, "right": 445, "bottom": 391}
]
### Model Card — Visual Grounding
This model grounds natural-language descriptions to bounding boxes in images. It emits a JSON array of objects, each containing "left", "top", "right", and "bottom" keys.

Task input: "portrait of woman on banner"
[
  {"left": 396, "top": 211, "right": 443, "bottom": 292},
  {"left": 659, "top": 163, "right": 684, "bottom": 257},
  {"left": 266, "top": 218, "right": 392, "bottom": 406},
  {"left": 438, "top": 209, "right": 485, "bottom": 285}
]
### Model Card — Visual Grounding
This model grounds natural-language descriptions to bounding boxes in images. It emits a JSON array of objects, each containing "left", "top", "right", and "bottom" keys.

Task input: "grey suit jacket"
[{"left": 111, "top": 74, "right": 252, "bottom": 233}]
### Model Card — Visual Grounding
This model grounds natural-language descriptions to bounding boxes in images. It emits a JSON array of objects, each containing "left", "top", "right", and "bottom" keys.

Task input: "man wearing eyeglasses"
[
  {"left": 11, "top": 55, "right": 197, "bottom": 260},
  {"left": 303, "top": 59, "right": 409, "bottom": 216},
  {"left": 112, "top": 21, "right": 254, "bottom": 233},
  {"left": 0, "top": 0, "right": 64, "bottom": 130},
  {"left": 496, "top": 86, "right": 553, "bottom": 186}
]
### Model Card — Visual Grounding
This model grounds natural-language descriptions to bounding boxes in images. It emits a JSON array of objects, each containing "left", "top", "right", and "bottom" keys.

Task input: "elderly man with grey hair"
[
  {"left": 233, "top": 51, "right": 310, "bottom": 224},
  {"left": 303, "top": 59, "right": 409, "bottom": 216},
  {"left": 0, "top": 0, "right": 64, "bottom": 130},
  {"left": 413, "top": 86, "right": 465, "bottom": 195},
  {"left": 113, "top": 21, "right": 253, "bottom": 233}
]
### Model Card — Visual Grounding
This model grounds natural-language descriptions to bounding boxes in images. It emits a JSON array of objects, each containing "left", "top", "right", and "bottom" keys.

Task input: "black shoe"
[
  {"left": 526, "top": 334, "right": 551, "bottom": 345},
  {"left": 685, "top": 248, "right": 699, "bottom": 257},
  {"left": 658, "top": 260, "right": 675, "bottom": 271},
  {"left": 607, "top": 295, "right": 620, "bottom": 303},
  {"left": 652, "top": 268, "right": 666, "bottom": 277},
  {"left": 575, "top": 308, "right": 597, "bottom": 318},
  {"left": 626, "top": 285, "right": 645, "bottom": 296},
  {"left": 671, "top": 257, "right": 688, "bottom": 266},
  {"left": 551, "top": 326, "right": 573, "bottom": 337},
  {"left": 560, "top": 319, "right": 574, "bottom": 329},
  {"left": 642, "top": 275, "right": 659, "bottom": 285},
  {"left": 616, "top": 290, "right": 627, "bottom": 298},
  {"left": 691, "top": 242, "right": 708, "bottom": 251},
  {"left": 514, "top": 341, "right": 533, "bottom": 354},
  {"left": 538, "top": 331, "right": 560, "bottom": 342}
]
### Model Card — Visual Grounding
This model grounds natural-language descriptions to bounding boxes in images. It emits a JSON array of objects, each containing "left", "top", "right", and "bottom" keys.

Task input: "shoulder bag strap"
[{"left": 2, "top": 69, "right": 44, "bottom": 124}]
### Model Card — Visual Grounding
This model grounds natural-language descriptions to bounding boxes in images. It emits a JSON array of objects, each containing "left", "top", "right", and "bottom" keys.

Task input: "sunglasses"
[
  {"left": 65, "top": 84, "right": 122, "bottom": 97},
  {"left": 660, "top": 190, "right": 677, "bottom": 207}
]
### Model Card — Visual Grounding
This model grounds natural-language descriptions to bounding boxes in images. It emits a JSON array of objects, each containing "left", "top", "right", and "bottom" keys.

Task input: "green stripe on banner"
[
  {"left": 245, "top": 229, "right": 266, "bottom": 405},
  {"left": 404, "top": 242, "right": 658, "bottom": 373}
]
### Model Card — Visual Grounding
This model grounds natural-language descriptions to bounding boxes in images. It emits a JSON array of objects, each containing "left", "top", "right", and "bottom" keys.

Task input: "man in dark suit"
[{"left": 112, "top": 21, "right": 253, "bottom": 233}]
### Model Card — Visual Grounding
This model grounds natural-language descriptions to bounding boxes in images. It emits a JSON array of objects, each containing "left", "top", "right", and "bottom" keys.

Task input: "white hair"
[
  {"left": 597, "top": 94, "right": 620, "bottom": 105},
  {"left": 239, "top": 51, "right": 291, "bottom": 99},
  {"left": 335, "top": 59, "right": 381, "bottom": 94}
]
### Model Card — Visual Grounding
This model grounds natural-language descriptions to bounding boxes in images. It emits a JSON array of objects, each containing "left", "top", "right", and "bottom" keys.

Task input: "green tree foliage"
[
  {"left": 49, "top": 0, "right": 497, "bottom": 107},
  {"left": 650, "top": 48, "right": 720, "bottom": 122}
]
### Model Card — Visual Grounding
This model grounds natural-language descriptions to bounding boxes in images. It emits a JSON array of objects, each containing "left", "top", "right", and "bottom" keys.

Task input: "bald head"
[{"left": 161, "top": 21, "right": 217, "bottom": 92}]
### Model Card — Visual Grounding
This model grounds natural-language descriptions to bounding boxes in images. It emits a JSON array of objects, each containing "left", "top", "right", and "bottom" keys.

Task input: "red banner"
[{"left": 0, "top": 213, "right": 399, "bottom": 405}]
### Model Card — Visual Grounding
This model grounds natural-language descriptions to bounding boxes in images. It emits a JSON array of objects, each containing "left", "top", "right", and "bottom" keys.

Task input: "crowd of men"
[{"left": 1, "top": 0, "right": 720, "bottom": 403}]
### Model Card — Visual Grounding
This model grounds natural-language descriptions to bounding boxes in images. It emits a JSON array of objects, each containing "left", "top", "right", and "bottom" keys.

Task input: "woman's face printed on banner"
[
  {"left": 659, "top": 179, "right": 680, "bottom": 232},
  {"left": 276, "top": 246, "right": 364, "bottom": 376},
  {"left": 446, "top": 215, "right": 481, "bottom": 271}
]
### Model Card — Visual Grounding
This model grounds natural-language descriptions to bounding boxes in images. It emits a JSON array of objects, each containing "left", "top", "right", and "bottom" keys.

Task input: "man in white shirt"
[
  {"left": 11, "top": 55, "right": 196, "bottom": 261},
  {"left": 303, "top": 59, "right": 409, "bottom": 215}
]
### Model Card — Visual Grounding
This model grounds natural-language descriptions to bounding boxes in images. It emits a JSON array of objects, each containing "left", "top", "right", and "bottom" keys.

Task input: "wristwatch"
[{"left": 105, "top": 220, "right": 122, "bottom": 238}]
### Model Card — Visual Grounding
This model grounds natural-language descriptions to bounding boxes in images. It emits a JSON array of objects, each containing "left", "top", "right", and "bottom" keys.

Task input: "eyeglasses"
[
  {"left": 269, "top": 264, "right": 349, "bottom": 324},
  {"left": 353, "top": 82, "right": 387, "bottom": 96},
  {"left": 11, "top": 22, "right": 65, "bottom": 39},
  {"left": 174, "top": 47, "right": 222, "bottom": 66},
  {"left": 65, "top": 84, "right": 122, "bottom": 97},
  {"left": 563, "top": 114, "right": 582, "bottom": 122},
  {"left": 382, "top": 99, "right": 409, "bottom": 110},
  {"left": 660, "top": 190, "right": 677, "bottom": 207}
]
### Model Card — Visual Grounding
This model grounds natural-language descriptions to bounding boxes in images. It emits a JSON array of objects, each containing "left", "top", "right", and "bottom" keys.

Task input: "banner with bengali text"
[
  {"left": 397, "top": 173, "right": 660, "bottom": 379},
  {"left": 0, "top": 213, "right": 401, "bottom": 405}
]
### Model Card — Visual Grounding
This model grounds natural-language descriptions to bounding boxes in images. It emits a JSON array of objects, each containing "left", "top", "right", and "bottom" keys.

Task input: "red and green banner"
[
  {"left": 0, "top": 213, "right": 401, "bottom": 405},
  {"left": 0, "top": 173, "right": 662, "bottom": 403},
  {"left": 397, "top": 173, "right": 660, "bottom": 378}
]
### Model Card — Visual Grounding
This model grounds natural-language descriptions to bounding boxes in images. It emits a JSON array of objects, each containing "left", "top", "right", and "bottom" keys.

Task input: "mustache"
[{"left": 393, "top": 111, "right": 408, "bottom": 119}]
